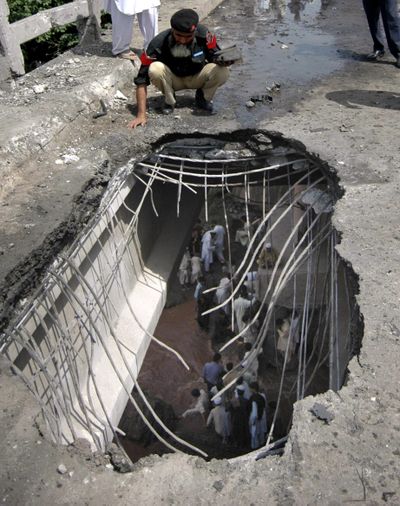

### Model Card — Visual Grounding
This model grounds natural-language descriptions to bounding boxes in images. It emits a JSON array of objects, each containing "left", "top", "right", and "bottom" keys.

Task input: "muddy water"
[
  {"left": 121, "top": 297, "right": 220, "bottom": 461},
  {"left": 208, "top": 0, "right": 343, "bottom": 124},
  {"left": 122, "top": 291, "right": 254, "bottom": 461},
  {"left": 137, "top": 298, "right": 213, "bottom": 410}
]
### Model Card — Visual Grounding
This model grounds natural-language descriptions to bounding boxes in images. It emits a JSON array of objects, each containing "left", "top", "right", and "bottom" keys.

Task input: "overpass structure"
[{"left": 0, "top": 0, "right": 399, "bottom": 504}]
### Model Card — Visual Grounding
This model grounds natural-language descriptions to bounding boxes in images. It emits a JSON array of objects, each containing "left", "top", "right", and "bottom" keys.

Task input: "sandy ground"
[{"left": 1, "top": 0, "right": 400, "bottom": 504}]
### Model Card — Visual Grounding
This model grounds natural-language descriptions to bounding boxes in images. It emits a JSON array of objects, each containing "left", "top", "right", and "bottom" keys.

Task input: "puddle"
[{"left": 207, "top": 0, "right": 343, "bottom": 124}]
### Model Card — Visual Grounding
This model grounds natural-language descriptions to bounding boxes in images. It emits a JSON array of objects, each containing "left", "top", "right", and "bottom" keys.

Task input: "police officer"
[{"left": 129, "top": 8, "right": 232, "bottom": 128}]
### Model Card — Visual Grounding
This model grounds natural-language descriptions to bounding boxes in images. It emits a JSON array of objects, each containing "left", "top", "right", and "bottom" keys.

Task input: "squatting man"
[{"left": 129, "top": 8, "right": 234, "bottom": 128}]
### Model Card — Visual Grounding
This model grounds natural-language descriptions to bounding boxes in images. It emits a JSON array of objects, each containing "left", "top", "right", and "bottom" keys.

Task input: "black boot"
[
  {"left": 161, "top": 102, "right": 175, "bottom": 115},
  {"left": 195, "top": 89, "right": 213, "bottom": 112}
]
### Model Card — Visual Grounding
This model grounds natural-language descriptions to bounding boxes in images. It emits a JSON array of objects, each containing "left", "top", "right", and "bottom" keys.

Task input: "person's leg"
[
  {"left": 183, "top": 63, "right": 230, "bottom": 101},
  {"left": 362, "top": 0, "right": 385, "bottom": 53},
  {"left": 215, "top": 246, "right": 225, "bottom": 263},
  {"left": 137, "top": 7, "right": 159, "bottom": 49},
  {"left": 109, "top": 0, "right": 134, "bottom": 56},
  {"left": 148, "top": 62, "right": 185, "bottom": 106},
  {"left": 380, "top": 0, "right": 400, "bottom": 59}
]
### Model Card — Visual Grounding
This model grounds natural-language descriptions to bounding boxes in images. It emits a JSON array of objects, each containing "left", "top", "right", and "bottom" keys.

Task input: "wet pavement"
[
  {"left": 207, "top": 0, "right": 345, "bottom": 124},
  {"left": 3, "top": 0, "right": 400, "bottom": 502}
]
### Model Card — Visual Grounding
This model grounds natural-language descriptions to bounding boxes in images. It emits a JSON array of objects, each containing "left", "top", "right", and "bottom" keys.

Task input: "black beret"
[{"left": 170, "top": 9, "right": 199, "bottom": 33}]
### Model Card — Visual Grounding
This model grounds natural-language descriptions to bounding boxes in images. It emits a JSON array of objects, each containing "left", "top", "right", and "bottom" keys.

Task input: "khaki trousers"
[{"left": 148, "top": 62, "right": 230, "bottom": 106}]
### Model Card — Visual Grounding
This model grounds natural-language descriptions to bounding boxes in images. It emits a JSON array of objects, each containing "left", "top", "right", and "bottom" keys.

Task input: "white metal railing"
[{"left": 0, "top": 0, "right": 102, "bottom": 77}]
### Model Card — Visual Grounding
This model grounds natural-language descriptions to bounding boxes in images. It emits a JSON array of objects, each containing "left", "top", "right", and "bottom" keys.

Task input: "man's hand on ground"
[{"left": 128, "top": 115, "right": 147, "bottom": 128}]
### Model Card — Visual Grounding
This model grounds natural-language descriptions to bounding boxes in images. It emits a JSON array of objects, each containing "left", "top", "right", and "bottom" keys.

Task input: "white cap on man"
[{"left": 213, "top": 396, "right": 222, "bottom": 406}]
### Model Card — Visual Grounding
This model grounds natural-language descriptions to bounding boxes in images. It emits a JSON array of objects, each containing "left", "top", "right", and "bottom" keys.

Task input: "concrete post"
[
  {"left": 79, "top": 0, "right": 102, "bottom": 45},
  {"left": 0, "top": 0, "right": 25, "bottom": 77}
]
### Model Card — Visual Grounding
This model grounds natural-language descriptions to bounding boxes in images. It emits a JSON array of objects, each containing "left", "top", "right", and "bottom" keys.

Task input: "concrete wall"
[{"left": 4, "top": 167, "right": 202, "bottom": 449}]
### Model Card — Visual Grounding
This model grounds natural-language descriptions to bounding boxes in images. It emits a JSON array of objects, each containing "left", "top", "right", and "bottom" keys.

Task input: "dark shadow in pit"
[{"left": 326, "top": 90, "right": 400, "bottom": 110}]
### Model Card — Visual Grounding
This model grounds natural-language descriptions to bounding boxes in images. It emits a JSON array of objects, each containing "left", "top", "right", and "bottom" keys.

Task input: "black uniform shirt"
[{"left": 134, "top": 24, "right": 220, "bottom": 86}]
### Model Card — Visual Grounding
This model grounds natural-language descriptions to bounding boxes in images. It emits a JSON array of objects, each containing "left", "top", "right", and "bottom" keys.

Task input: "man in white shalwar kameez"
[
  {"left": 215, "top": 276, "right": 231, "bottom": 315},
  {"left": 201, "top": 230, "right": 215, "bottom": 273},
  {"left": 248, "top": 381, "right": 266, "bottom": 449},
  {"left": 206, "top": 396, "right": 231, "bottom": 443},
  {"left": 181, "top": 388, "right": 209, "bottom": 422},
  {"left": 233, "top": 286, "right": 254, "bottom": 334},
  {"left": 190, "top": 255, "right": 202, "bottom": 284},
  {"left": 241, "top": 342, "right": 259, "bottom": 382},
  {"left": 212, "top": 224, "right": 225, "bottom": 263},
  {"left": 178, "top": 248, "right": 191, "bottom": 286},
  {"left": 105, "top": 0, "right": 160, "bottom": 56}
]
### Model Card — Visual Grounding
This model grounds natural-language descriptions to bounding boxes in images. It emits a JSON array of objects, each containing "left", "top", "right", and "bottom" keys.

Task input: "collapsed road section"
[{"left": 0, "top": 130, "right": 362, "bottom": 464}]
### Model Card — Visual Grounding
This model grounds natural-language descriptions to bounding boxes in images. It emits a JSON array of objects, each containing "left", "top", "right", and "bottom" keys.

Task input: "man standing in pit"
[
  {"left": 233, "top": 286, "right": 255, "bottom": 335},
  {"left": 181, "top": 388, "right": 209, "bottom": 422},
  {"left": 178, "top": 247, "right": 191, "bottom": 286},
  {"left": 202, "top": 353, "right": 224, "bottom": 392},
  {"left": 212, "top": 223, "right": 226, "bottom": 264},
  {"left": 129, "top": 8, "right": 232, "bottom": 126},
  {"left": 248, "top": 381, "right": 266, "bottom": 449},
  {"left": 201, "top": 229, "right": 216, "bottom": 273},
  {"left": 206, "top": 396, "right": 231, "bottom": 443}
]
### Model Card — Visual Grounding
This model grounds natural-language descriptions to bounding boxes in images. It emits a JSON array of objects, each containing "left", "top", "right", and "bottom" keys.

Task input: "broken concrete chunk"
[
  {"left": 266, "top": 81, "right": 281, "bottom": 93},
  {"left": 250, "top": 94, "right": 273, "bottom": 104},
  {"left": 107, "top": 443, "right": 133, "bottom": 473},
  {"left": 310, "top": 403, "right": 334, "bottom": 424},
  {"left": 62, "top": 154, "right": 80, "bottom": 164},
  {"left": 246, "top": 100, "right": 255, "bottom": 108},
  {"left": 252, "top": 133, "right": 273, "bottom": 145},
  {"left": 114, "top": 90, "right": 128, "bottom": 101},
  {"left": 57, "top": 464, "right": 67, "bottom": 474},
  {"left": 33, "top": 84, "right": 47, "bottom": 94},
  {"left": 213, "top": 480, "right": 224, "bottom": 492}
]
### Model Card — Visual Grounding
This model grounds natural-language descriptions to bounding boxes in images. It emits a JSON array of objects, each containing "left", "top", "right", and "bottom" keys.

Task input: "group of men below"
[
  {"left": 192, "top": 238, "right": 279, "bottom": 339},
  {"left": 181, "top": 353, "right": 267, "bottom": 450},
  {"left": 177, "top": 221, "right": 226, "bottom": 288}
]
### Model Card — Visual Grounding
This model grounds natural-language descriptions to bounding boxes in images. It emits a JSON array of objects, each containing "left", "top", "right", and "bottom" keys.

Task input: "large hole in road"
[
  {"left": 117, "top": 131, "right": 363, "bottom": 462},
  {"left": 2, "top": 130, "right": 363, "bottom": 466}
]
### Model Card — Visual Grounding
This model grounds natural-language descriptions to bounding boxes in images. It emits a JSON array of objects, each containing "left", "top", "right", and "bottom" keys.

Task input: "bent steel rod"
[
  {"left": 2, "top": 353, "right": 63, "bottom": 443},
  {"left": 10, "top": 326, "right": 79, "bottom": 443},
  {"left": 213, "top": 226, "right": 332, "bottom": 404},
  {"left": 136, "top": 158, "right": 308, "bottom": 179},
  {"left": 264, "top": 230, "right": 333, "bottom": 446},
  {"left": 216, "top": 203, "right": 321, "bottom": 352},
  {"left": 92, "top": 212, "right": 191, "bottom": 370},
  {"left": 49, "top": 267, "right": 204, "bottom": 458},
  {"left": 60, "top": 257, "right": 207, "bottom": 458},
  {"left": 38, "top": 291, "right": 111, "bottom": 447},
  {"left": 47, "top": 272, "right": 132, "bottom": 453},
  {"left": 35, "top": 300, "right": 104, "bottom": 448},
  {"left": 218, "top": 185, "right": 332, "bottom": 350},
  {"left": 220, "top": 170, "right": 235, "bottom": 328},
  {"left": 213, "top": 221, "right": 331, "bottom": 401},
  {"left": 201, "top": 170, "right": 323, "bottom": 304}
]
